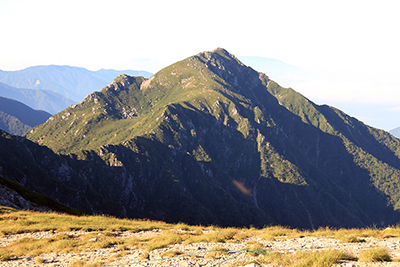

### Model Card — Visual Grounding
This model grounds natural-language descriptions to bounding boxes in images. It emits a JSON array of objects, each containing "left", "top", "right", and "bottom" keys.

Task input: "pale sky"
[{"left": 1, "top": 0, "right": 399, "bottom": 130}]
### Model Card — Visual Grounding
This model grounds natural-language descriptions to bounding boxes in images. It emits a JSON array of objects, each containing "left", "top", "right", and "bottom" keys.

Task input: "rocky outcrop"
[
  {"left": 0, "top": 183, "right": 50, "bottom": 212},
  {"left": 2, "top": 48, "right": 400, "bottom": 229}
]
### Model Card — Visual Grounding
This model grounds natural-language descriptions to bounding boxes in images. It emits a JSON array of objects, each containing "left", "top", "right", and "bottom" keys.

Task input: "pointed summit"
[
  {"left": 211, "top": 47, "right": 237, "bottom": 59},
  {"left": 197, "top": 47, "right": 244, "bottom": 68},
  {"left": 27, "top": 48, "right": 271, "bottom": 153},
  {"left": 105, "top": 74, "right": 136, "bottom": 92},
  {"left": 23, "top": 48, "right": 400, "bottom": 229}
]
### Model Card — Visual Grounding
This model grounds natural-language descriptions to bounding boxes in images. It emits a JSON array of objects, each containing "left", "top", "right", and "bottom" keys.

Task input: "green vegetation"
[
  {"left": 0, "top": 110, "right": 32, "bottom": 135},
  {"left": 0, "top": 47, "right": 398, "bottom": 230}
]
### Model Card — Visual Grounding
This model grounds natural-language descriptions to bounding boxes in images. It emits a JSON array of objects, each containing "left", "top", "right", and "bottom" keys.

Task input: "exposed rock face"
[
  {"left": 1, "top": 48, "right": 400, "bottom": 229},
  {"left": 0, "top": 183, "right": 50, "bottom": 212},
  {"left": 105, "top": 74, "right": 136, "bottom": 92}
]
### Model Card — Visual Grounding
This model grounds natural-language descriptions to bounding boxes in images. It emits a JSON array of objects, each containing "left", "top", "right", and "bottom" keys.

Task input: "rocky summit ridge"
[{"left": 1, "top": 48, "right": 400, "bottom": 229}]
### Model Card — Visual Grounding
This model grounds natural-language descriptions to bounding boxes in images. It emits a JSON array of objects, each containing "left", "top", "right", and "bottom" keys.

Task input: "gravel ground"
[{"left": 1, "top": 231, "right": 400, "bottom": 266}]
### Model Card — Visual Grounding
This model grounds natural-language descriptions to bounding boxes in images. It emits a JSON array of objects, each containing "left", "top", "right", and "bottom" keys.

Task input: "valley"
[{"left": 19, "top": 48, "right": 400, "bottom": 228}]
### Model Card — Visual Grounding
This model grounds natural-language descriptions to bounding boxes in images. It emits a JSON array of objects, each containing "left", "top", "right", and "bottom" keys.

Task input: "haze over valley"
[
  {"left": 0, "top": 48, "right": 400, "bottom": 231},
  {"left": 1, "top": 0, "right": 400, "bottom": 232}
]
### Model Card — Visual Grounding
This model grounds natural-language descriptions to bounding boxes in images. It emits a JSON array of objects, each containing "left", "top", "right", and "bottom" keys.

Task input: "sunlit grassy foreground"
[{"left": 0, "top": 206, "right": 398, "bottom": 266}]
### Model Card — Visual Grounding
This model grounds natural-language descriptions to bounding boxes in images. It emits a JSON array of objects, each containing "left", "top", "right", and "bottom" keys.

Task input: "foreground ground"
[{"left": 1, "top": 207, "right": 399, "bottom": 266}]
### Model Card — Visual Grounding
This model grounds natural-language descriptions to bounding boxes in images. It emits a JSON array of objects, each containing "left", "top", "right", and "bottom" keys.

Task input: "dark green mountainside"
[
  {"left": 2, "top": 48, "right": 400, "bottom": 228},
  {"left": 0, "top": 174, "right": 83, "bottom": 215}
]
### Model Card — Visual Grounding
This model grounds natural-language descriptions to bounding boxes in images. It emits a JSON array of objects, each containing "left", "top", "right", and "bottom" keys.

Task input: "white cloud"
[
  {"left": 388, "top": 107, "right": 400, "bottom": 112},
  {"left": 1, "top": 0, "right": 399, "bottom": 73}
]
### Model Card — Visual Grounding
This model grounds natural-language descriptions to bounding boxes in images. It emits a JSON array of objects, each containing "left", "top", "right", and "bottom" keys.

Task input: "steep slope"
[
  {"left": 1, "top": 129, "right": 269, "bottom": 226},
  {"left": 0, "top": 66, "right": 152, "bottom": 102},
  {"left": 0, "top": 176, "right": 83, "bottom": 215},
  {"left": 15, "top": 48, "right": 400, "bottom": 228},
  {"left": 0, "top": 111, "right": 31, "bottom": 136},
  {"left": 0, "top": 82, "right": 75, "bottom": 114},
  {"left": 0, "top": 96, "right": 51, "bottom": 135}
]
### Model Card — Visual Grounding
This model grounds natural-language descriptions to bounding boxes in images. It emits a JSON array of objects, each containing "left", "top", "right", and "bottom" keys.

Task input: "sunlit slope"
[{"left": 22, "top": 48, "right": 400, "bottom": 228}]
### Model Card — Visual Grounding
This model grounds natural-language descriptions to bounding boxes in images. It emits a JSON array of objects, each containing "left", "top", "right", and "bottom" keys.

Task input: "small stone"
[{"left": 89, "top": 238, "right": 98, "bottom": 242}]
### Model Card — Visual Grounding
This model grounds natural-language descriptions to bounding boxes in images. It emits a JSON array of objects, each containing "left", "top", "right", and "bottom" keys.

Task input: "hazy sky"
[{"left": 1, "top": 0, "right": 399, "bottom": 130}]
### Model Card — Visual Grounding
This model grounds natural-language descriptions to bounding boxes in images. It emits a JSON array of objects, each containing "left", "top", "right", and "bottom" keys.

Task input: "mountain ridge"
[
  {"left": 0, "top": 82, "right": 75, "bottom": 115},
  {"left": 0, "top": 65, "right": 153, "bottom": 103},
  {"left": 390, "top": 126, "right": 400, "bottom": 139},
  {"left": 0, "top": 96, "right": 51, "bottom": 135},
  {"left": 1, "top": 48, "right": 399, "bottom": 229}
]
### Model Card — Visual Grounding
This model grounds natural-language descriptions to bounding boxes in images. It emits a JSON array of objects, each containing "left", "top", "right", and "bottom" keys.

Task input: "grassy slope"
[{"left": 21, "top": 48, "right": 400, "bottom": 228}]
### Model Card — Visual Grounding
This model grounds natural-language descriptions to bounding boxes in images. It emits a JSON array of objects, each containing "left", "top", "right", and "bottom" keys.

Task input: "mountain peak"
[
  {"left": 198, "top": 47, "right": 239, "bottom": 63},
  {"left": 211, "top": 47, "right": 234, "bottom": 57},
  {"left": 104, "top": 74, "right": 142, "bottom": 92},
  {"left": 22, "top": 48, "right": 400, "bottom": 229}
]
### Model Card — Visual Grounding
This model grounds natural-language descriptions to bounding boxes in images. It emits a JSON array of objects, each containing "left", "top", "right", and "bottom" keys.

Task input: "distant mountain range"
[
  {"left": 0, "top": 82, "right": 75, "bottom": 115},
  {"left": 237, "top": 56, "right": 309, "bottom": 88},
  {"left": 0, "top": 66, "right": 153, "bottom": 112},
  {"left": 1, "top": 48, "right": 400, "bottom": 229},
  {"left": 0, "top": 96, "right": 51, "bottom": 135},
  {"left": 390, "top": 127, "right": 400, "bottom": 139}
]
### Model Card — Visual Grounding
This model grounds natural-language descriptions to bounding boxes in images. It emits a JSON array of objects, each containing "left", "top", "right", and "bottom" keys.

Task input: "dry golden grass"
[
  {"left": 205, "top": 246, "right": 229, "bottom": 259},
  {"left": 242, "top": 242, "right": 267, "bottom": 257},
  {"left": 34, "top": 257, "right": 44, "bottom": 264},
  {"left": 249, "top": 249, "right": 358, "bottom": 267},
  {"left": 184, "top": 228, "right": 238, "bottom": 244},
  {"left": 310, "top": 226, "right": 400, "bottom": 240},
  {"left": 139, "top": 251, "right": 150, "bottom": 260},
  {"left": 0, "top": 232, "right": 122, "bottom": 260},
  {"left": 358, "top": 247, "right": 392, "bottom": 262},
  {"left": 2, "top": 206, "right": 400, "bottom": 265},
  {"left": 69, "top": 259, "right": 103, "bottom": 267},
  {"left": 141, "top": 232, "right": 183, "bottom": 251},
  {"left": 160, "top": 249, "right": 183, "bottom": 258}
]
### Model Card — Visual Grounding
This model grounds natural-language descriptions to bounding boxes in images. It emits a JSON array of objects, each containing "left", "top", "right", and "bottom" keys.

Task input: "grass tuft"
[
  {"left": 139, "top": 251, "right": 150, "bottom": 260},
  {"left": 142, "top": 232, "right": 183, "bottom": 251},
  {"left": 358, "top": 247, "right": 392, "bottom": 262},
  {"left": 345, "top": 236, "right": 366, "bottom": 243},
  {"left": 258, "top": 249, "right": 357, "bottom": 267},
  {"left": 205, "top": 246, "right": 228, "bottom": 259},
  {"left": 161, "top": 250, "right": 183, "bottom": 258},
  {"left": 184, "top": 228, "right": 238, "bottom": 244},
  {"left": 243, "top": 242, "right": 267, "bottom": 257},
  {"left": 1, "top": 206, "right": 400, "bottom": 265}
]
